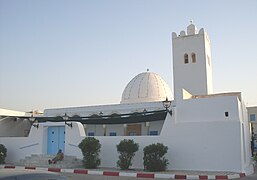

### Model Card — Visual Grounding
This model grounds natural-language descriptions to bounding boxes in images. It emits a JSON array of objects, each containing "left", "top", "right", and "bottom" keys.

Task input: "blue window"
[
  {"left": 149, "top": 131, "right": 158, "bottom": 136},
  {"left": 88, "top": 132, "right": 95, "bottom": 136},
  {"left": 250, "top": 114, "right": 256, "bottom": 121},
  {"left": 109, "top": 132, "right": 117, "bottom": 136}
]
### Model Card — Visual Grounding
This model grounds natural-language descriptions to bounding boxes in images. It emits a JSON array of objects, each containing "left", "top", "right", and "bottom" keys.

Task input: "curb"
[{"left": 1, "top": 165, "right": 246, "bottom": 179}]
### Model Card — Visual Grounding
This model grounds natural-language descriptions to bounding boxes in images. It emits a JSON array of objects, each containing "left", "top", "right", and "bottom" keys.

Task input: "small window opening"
[
  {"left": 250, "top": 114, "right": 256, "bottom": 121},
  {"left": 225, "top": 112, "right": 229, "bottom": 117},
  {"left": 184, "top": 54, "right": 189, "bottom": 64},
  {"left": 88, "top": 132, "right": 95, "bottom": 136},
  {"left": 150, "top": 131, "right": 158, "bottom": 136},
  {"left": 109, "top": 132, "right": 117, "bottom": 136},
  {"left": 191, "top": 53, "right": 196, "bottom": 63}
]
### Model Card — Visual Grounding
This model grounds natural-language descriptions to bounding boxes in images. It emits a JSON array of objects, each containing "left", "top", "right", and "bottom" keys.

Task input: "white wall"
[
  {"left": 0, "top": 95, "right": 253, "bottom": 174},
  {"left": 0, "top": 124, "right": 45, "bottom": 162},
  {"left": 177, "top": 95, "right": 240, "bottom": 123},
  {"left": 239, "top": 101, "right": 253, "bottom": 173}
]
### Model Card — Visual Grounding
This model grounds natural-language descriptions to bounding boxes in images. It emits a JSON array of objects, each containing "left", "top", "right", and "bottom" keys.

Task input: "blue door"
[{"left": 47, "top": 126, "right": 65, "bottom": 155}]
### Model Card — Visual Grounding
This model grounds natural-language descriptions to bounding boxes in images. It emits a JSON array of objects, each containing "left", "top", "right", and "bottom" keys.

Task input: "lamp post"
[
  {"left": 145, "top": 122, "right": 150, "bottom": 135},
  {"left": 123, "top": 124, "right": 127, "bottom": 136},
  {"left": 103, "top": 124, "right": 106, "bottom": 136},
  {"left": 63, "top": 113, "right": 72, "bottom": 128},
  {"left": 162, "top": 97, "right": 172, "bottom": 115}
]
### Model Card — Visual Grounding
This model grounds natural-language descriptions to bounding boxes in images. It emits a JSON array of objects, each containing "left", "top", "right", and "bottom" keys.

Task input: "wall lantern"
[
  {"left": 162, "top": 97, "right": 172, "bottom": 115},
  {"left": 32, "top": 123, "right": 39, "bottom": 129},
  {"left": 29, "top": 116, "right": 39, "bottom": 129},
  {"left": 63, "top": 113, "right": 72, "bottom": 128},
  {"left": 103, "top": 124, "right": 106, "bottom": 136}
]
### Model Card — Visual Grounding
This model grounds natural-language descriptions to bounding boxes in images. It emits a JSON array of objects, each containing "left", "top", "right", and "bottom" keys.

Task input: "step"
[{"left": 18, "top": 154, "right": 83, "bottom": 169}]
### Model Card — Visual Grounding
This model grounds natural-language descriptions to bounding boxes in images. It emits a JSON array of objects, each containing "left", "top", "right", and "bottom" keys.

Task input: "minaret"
[{"left": 172, "top": 23, "right": 213, "bottom": 100}]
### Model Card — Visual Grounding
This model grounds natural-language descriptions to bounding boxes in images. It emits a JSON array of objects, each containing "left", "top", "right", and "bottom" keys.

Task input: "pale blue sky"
[{"left": 0, "top": 0, "right": 257, "bottom": 112}]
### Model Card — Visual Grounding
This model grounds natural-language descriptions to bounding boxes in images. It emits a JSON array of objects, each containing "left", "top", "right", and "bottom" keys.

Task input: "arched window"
[
  {"left": 191, "top": 53, "right": 196, "bottom": 63},
  {"left": 184, "top": 53, "right": 189, "bottom": 64}
]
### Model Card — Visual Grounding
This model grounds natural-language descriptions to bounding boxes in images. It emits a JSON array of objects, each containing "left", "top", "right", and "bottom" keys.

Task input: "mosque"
[{"left": 0, "top": 23, "right": 253, "bottom": 174}]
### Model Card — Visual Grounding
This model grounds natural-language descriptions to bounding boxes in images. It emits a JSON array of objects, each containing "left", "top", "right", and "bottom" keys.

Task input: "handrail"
[
  {"left": 19, "top": 143, "right": 39, "bottom": 149},
  {"left": 68, "top": 143, "right": 78, "bottom": 147}
]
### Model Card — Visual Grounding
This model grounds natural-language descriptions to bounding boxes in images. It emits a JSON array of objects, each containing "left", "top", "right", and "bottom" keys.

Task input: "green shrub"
[
  {"left": 253, "top": 153, "right": 257, "bottom": 162},
  {"left": 143, "top": 143, "right": 169, "bottom": 172},
  {"left": 116, "top": 139, "right": 139, "bottom": 170},
  {"left": 0, "top": 144, "right": 7, "bottom": 164},
  {"left": 78, "top": 137, "right": 101, "bottom": 168}
]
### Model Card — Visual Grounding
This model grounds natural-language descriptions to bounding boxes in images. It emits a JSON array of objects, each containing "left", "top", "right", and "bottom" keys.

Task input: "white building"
[
  {"left": 0, "top": 23, "right": 253, "bottom": 174},
  {"left": 247, "top": 106, "right": 257, "bottom": 151}
]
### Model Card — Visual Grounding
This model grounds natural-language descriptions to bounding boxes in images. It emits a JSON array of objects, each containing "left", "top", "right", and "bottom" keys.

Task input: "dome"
[{"left": 121, "top": 72, "right": 172, "bottom": 104}]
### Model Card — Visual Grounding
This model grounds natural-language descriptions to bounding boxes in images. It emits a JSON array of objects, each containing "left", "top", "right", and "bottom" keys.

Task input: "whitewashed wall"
[
  {"left": 177, "top": 95, "right": 240, "bottom": 122},
  {"left": 0, "top": 95, "right": 253, "bottom": 174}
]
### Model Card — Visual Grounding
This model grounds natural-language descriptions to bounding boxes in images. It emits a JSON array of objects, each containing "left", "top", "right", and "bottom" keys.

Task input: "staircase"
[{"left": 17, "top": 154, "right": 83, "bottom": 169}]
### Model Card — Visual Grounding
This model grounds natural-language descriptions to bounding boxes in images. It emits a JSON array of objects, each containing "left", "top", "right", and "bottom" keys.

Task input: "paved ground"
[
  {"left": 1, "top": 165, "right": 257, "bottom": 179},
  {"left": 62, "top": 173, "right": 164, "bottom": 180},
  {"left": 233, "top": 167, "right": 257, "bottom": 180},
  {"left": 61, "top": 168, "right": 257, "bottom": 180}
]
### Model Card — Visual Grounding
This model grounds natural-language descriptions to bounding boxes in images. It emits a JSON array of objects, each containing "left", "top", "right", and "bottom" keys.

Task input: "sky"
[{"left": 0, "top": 0, "right": 257, "bottom": 112}]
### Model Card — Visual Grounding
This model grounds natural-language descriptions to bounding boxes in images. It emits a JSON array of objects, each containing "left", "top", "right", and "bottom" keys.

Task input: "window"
[
  {"left": 109, "top": 132, "right": 117, "bottom": 136},
  {"left": 88, "top": 132, "right": 95, "bottom": 136},
  {"left": 191, "top": 53, "right": 196, "bottom": 63},
  {"left": 184, "top": 54, "right": 189, "bottom": 64},
  {"left": 128, "top": 132, "right": 137, "bottom": 136},
  {"left": 225, "top": 112, "right": 229, "bottom": 117},
  {"left": 250, "top": 114, "right": 256, "bottom": 121},
  {"left": 149, "top": 131, "right": 158, "bottom": 136}
]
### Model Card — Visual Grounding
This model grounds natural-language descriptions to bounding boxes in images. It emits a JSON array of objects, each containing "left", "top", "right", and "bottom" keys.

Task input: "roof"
[{"left": 121, "top": 72, "right": 172, "bottom": 104}]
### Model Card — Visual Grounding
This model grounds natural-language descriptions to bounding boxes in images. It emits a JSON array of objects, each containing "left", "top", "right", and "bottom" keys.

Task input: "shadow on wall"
[{"left": 0, "top": 118, "right": 31, "bottom": 137}]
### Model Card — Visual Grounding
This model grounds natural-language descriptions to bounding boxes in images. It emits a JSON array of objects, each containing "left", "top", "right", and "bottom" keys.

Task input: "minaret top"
[
  {"left": 172, "top": 23, "right": 207, "bottom": 39},
  {"left": 187, "top": 22, "right": 198, "bottom": 35}
]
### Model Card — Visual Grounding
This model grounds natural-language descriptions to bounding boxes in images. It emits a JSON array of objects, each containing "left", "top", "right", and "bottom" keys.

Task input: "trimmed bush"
[
  {"left": 116, "top": 139, "right": 139, "bottom": 170},
  {"left": 0, "top": 144, "right": 7, "bottom": 164},
  {"left": 143, "top": 143, "right": 169, "bottom": 171},
  {"left": 78, "top": 137, "right": 101, "bottom": 168}
]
